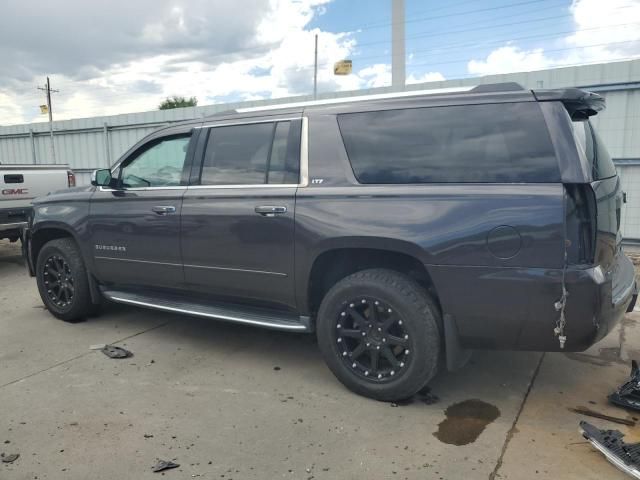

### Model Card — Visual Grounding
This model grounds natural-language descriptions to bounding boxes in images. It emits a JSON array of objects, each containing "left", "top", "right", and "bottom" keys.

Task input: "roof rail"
[
  {"left": 471, "top": 82, "right": 525, "bottom": 93},
  {"left": 235, "top": 86, "right": 476, "bottom": 113}
]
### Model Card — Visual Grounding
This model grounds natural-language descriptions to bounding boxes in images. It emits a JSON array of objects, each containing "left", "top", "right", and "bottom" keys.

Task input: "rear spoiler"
[{"left": 532, "top": 88, "right": 605, "bottom": 120}]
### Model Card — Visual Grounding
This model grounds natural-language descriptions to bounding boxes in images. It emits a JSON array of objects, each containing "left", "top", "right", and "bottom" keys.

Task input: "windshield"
[{"left": 572, "top": 120, "right": 617, "bottom": 180}]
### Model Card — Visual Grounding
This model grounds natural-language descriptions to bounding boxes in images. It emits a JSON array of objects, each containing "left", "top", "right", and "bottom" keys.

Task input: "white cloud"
[
  {"left": 0, "top": 0, "right": 366, "bottom": 125},
  {"left": 358, "top": 64, "right": 392, "bottom": 88},
  {"left": 468, "top": 46, "right": 551, "bottom": 76},
  {"left": 407, "top": 71, "right": 446, "bottom": 84},
  {"left": 467, "top": 0, "right": 640, "bottom": 76}
]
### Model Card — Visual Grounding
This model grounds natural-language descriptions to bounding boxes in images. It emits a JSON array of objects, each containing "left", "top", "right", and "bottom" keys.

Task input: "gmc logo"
[{"left": 2, "top": 188, "right": 28, "bottom": 195}]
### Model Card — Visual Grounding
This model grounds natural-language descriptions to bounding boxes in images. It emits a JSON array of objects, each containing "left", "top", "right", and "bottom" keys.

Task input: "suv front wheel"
[
  {"left": 36, "top": 238, "right": 97, "bottom": 322},
  {"left": 316, "top": 268, "right": 441, "bottom": 401}
]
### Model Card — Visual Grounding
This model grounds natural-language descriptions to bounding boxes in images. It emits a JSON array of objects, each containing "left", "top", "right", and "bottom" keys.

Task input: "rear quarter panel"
[{"left": 297, "top": 113, "right": 566, "bottom": 349}]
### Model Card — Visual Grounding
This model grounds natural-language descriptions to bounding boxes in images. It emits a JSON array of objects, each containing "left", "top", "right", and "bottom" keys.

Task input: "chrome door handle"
[
  {"left": 255, "top": 205, "right": 287, "bottom": 217},
  {"left": 152, "top": 205, "right": 176, "bottom": 215}
]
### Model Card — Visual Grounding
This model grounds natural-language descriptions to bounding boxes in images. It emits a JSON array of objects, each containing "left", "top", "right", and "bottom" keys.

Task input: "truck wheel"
[
  {"left": 316, "top": 268, "right": 441, "bottom": 401},
  {"left": 36, "top": 238, "right": 96, "bottom": 322}
]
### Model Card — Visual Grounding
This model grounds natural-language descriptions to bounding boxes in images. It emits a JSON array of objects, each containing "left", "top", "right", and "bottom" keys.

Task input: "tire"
[
  {"left": 36, "top": 238, "right": 97, "bottom": 322},
  {"left": 316, "top": 268, "right": 441, "bottom": 401}
]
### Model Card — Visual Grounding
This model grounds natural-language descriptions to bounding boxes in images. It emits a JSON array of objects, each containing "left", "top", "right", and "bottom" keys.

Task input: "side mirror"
[{"left": 91, "top": 169, "right": 113, "bottom": 187}]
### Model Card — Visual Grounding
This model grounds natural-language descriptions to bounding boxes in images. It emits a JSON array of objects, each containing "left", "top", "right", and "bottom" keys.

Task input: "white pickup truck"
[{"left": 0, "top": 164, "right": 75, "bottom": 242}]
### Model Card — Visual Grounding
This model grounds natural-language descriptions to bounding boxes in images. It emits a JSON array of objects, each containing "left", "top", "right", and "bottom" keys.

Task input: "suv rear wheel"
[
  {"left": 36, "top": 238, "right": 96, "bottom": 322},
  {"left": 316, "top": 268, "right": 441, "bottom": 401}
]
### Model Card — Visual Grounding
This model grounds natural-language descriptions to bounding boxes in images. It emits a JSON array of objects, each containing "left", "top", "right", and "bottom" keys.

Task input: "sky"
[{"left": 0, "top": 0, "right": 639, "bottom": 126}]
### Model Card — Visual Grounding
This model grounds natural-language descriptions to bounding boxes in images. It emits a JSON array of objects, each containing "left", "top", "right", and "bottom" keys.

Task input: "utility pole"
[
  {"left": 37, "top": 77, "right": 58, "bottom": 163},
  {"left": 313, "top": 34, "right": 318, "bottom": 100},
  {"left": 391, "top": 0, "right": 406, "bottom": 89}
]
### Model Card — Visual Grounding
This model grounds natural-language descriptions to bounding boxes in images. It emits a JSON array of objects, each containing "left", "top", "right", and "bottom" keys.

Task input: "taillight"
[
  {"left": 67, "top": 170, "right": 76, "bottom": 188},
  {"left": 565, "top": 184, "right": 596, "bottom": 264}
]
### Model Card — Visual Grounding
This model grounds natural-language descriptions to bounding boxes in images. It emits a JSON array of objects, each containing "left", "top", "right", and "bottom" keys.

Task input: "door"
[
  {"left": 181, "top": 118, "right": 302, "bottom": 310},
  {"left": 89, "top": 128, "right": 197, "bottom": 289}
]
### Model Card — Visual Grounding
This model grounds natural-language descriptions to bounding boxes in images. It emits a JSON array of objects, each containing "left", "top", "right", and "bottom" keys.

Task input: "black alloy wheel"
[
  {"left": 316, "top": 269, "right": 441, "bottom": 401},
  {"left": 36, "top": 237, "right": 98, "bottom": 322},
  {"left": 335, "top": 297, "right": 411, "bottom": 382},
  {"left": 42, "top": 254, "right": 75, "bottom": 309}
]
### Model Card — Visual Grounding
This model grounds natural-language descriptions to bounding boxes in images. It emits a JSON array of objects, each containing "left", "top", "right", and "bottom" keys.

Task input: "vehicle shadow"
[{"left": 91, "top": 301, "right": 541, "bottom": 403}]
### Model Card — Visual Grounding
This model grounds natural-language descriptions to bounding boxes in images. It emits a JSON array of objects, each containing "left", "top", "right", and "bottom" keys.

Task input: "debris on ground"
[
  {"left": 101, "top": 345, "right": 133, "bottom": 359},
  {"left": 580, "top": 420, "right": 640, "bottom": 479},
  {"left": 151, "top": 459, "right": 180, "bottom": 472},
  {"left": 609, "top": 360, "right": 640, "bottom": 412},
  {"left": 1, "top": 453, "right": 20, "bottom": 463},
  {"left": 89, "top": 344, "right": 106, "bottom": 350},
  {"left": 569, "top": 406, "right": 635, "bottom": 426}
]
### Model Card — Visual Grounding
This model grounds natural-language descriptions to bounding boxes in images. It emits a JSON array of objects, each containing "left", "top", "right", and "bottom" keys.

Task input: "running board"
[{"left": 100, "top": 289, "right": 312, "bottom": 332}]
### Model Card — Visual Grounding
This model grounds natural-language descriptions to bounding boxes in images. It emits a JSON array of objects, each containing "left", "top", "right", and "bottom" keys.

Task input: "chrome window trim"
[
  {"left": 99, "top": 185, "right": 186, "bottom": 192},
  {"left": 300, "top": 116, "right": 309, "bottom": 187},
  {"left": 100, "top": 117, "right": 309, "bottom": 192},
  {"left": 186, "top": 184, "right": 298, "bottom": 190}
]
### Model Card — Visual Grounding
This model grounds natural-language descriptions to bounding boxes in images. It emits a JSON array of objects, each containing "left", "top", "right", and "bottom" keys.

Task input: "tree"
[{"left": 158, "top": 96, "right": 198, "bottom": 110}]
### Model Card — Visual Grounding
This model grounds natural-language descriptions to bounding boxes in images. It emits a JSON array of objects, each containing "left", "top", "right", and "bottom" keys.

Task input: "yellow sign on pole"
[
  {"left": 40, "top": 104, "right": 48, "bottom": 114},
  {"left": 334, "top": 60, "right": 352, "bottom": 75}
]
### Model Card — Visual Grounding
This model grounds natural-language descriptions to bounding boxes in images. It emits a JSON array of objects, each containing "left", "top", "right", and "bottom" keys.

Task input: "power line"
[
  {"left": 359, "top": 0, "right": 560, "bottom": 31},
  {"left": 345, "top": 22, "right": 640, "bottom": 67},
  {"left": 355, "top": 3, "right": 637, "bottom": 48}
]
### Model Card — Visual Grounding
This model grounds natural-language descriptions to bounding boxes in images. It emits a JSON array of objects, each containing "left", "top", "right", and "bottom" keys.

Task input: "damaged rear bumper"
[{"left": 559, "top": 252, "right": 637, "bottom": 351}]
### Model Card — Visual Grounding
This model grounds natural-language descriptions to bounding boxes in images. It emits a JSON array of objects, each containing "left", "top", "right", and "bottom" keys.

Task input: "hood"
[{"left": 32, "top": 185, "right": 95, "bottom": 205}]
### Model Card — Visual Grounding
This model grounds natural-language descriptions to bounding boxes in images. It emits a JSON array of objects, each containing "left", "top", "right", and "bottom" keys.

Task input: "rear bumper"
[
  {"left": 531, "top": 253, "right": 636, "bottom": 351},
  {"left": 430, "top": 252, "right": 637, "bottom": 352}
]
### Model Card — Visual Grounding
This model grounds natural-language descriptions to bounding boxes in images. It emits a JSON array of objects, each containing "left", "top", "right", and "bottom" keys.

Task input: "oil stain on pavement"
[{"left": 434, "top": 399, "right": 501, "bottom": 446}]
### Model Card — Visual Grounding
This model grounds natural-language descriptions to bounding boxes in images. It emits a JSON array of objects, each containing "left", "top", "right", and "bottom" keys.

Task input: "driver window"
[{"left": 121, "top": 135, "right": 191, "bottom": 188}]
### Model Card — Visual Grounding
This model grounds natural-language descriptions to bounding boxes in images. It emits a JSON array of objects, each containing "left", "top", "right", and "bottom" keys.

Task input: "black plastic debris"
[
  {"left": 151, "top": 459, "right": 180, "bottom": 472},
  {"left": 101, "top": 345, "right": 133, "bottom": 359},
  {"left": 1, "top": 453, "right": 19, "bottom": 463},
  {"left": 580, "top": 421, "right": 640, "bottom": 479},
  {"left": 610, "top": 360, "right": 640, "bottom": 412}
]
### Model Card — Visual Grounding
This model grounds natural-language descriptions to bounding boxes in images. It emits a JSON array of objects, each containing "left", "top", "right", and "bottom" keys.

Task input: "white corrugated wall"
[{"left": 1, "top": 59, "right": 640, "bottom": 238}]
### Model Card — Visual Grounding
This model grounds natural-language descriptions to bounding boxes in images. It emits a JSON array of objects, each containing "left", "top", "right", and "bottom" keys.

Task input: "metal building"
[{"left": 1, "top": 59, "right": 639, "bottom": 239}]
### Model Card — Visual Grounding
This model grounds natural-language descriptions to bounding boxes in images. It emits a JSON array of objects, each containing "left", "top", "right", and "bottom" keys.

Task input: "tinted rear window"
[
  {"left": 200, "top": 121, "right": 299, "bottom": 185},
  {"left": 572, "top": 120, "right": 617, "bottom": 180},
  {"left": 338, "top": 103, "right": 559, "bottom": 183}
]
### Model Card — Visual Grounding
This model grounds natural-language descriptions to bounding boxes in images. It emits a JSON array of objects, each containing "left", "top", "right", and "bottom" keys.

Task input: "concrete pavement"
[{"left": 0, "top": 239, "right": 638, "bottom": 479}]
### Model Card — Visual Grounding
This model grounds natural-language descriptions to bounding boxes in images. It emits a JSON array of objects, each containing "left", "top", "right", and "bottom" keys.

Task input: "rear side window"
[
  {"left": 572, "top": 120, "right": 617, "bottom": 180},
  {"left": 338, "top": 103, "right": 559, "bottom": 183},
  {"left": 200, "top": 121, "right": 299, "bottom": 185}
]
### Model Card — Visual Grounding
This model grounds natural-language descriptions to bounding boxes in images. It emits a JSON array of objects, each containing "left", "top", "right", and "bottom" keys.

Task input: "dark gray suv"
[{"left": 23, "top": 83, "right": 637, "bottom": 400}]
